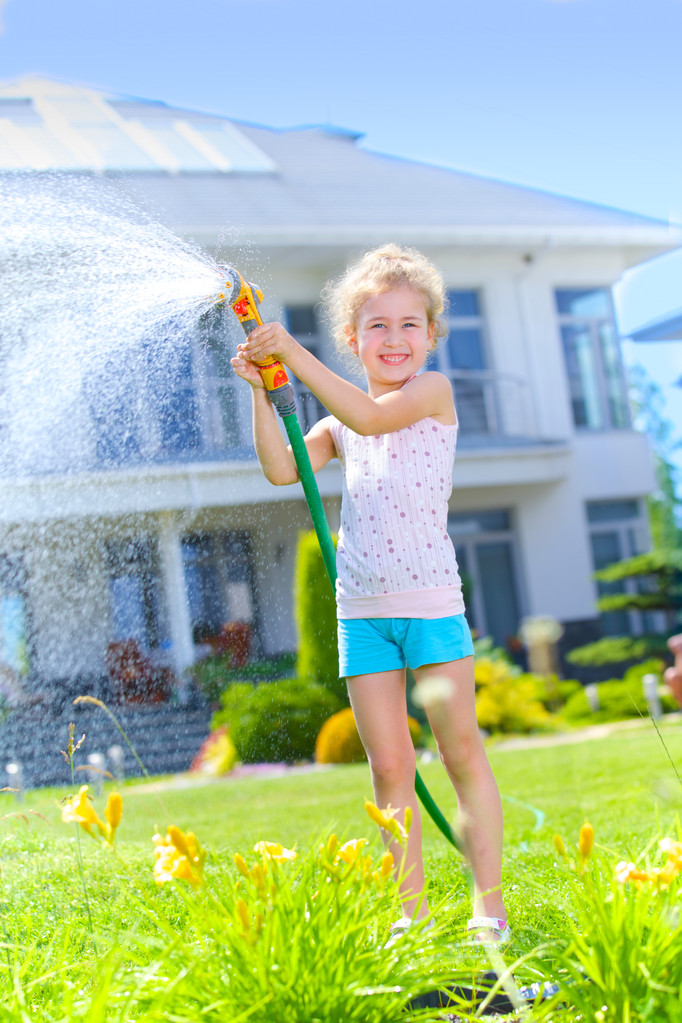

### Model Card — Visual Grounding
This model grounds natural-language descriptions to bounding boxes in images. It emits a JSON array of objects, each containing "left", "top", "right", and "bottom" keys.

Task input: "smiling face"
[{"left": 348, "top": 284, "right": 435, "bottom": 396}]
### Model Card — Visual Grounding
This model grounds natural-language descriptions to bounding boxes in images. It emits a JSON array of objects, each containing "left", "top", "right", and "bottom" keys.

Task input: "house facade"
[{"left": 0, "top": 76, "right": 677, "bottom": 695}]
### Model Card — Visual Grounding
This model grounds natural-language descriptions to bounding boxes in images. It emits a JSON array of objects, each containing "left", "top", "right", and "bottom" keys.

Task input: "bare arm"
[
  {"left": 232, "top": 350, "right": 335, "bottom": 485},
  {"left": 238, "top": 323, "right": 455, "bottom": 434}
]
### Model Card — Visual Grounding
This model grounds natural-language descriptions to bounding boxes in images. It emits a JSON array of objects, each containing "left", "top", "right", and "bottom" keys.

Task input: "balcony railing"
[
  {"left": 294, "top": 370, "right": 541, "bottom": 445},
  {"left": 446, "top": 369, "right": 537, "bottom": 443},
  {"left": 0, "top": 369, "right": 547, "bottom": 481}
]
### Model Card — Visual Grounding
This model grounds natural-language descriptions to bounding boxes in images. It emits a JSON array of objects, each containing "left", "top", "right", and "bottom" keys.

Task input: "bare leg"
[
  {"left": 414, "top": 657, "right": 506, "bottom": 935},
  {"left": 346, "top": 668, "right": 427, "bottom": 919}
]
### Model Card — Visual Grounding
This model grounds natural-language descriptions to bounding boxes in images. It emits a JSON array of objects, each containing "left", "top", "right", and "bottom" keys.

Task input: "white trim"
[
  {"left": 216, "top": 118, "right": 277, "bottom": 172},
  {"left": 174, "top": 120, "right": 232, "bottom": 172},
  {"left": 0, "top": 120, "right": 50, "bottom": 168},
  {"left": 31, "top": 93, "right": 106, "bottom": 171},
  {"left": 182, "top": 224, "right": 678, "bottom": 249}
]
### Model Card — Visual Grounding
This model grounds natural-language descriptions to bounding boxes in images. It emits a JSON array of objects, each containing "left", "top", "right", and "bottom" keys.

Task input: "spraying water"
[
  {"left": 0, "top": 173, "right": 285, "bottom": 782},
  {"left": 0, "top": 174, "right": 238, "bottom": 477}
]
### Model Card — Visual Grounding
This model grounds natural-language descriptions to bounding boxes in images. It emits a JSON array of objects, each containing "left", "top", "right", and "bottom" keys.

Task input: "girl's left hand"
[{"left": 240, "top": 322, "right": 297, "bottom": 365}]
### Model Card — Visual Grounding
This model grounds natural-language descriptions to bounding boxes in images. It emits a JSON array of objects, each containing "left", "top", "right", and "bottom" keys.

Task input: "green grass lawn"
[
  {"left": 2, "top": 716, "right": 682, "bottom": 1020},
  {"left": 4, "top": 717, "right": 682, "bottom": 914}
]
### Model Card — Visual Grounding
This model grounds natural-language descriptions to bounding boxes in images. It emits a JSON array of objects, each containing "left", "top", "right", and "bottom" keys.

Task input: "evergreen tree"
[{"left": 568, "top": 365, "right": 681, "bottom": 668}]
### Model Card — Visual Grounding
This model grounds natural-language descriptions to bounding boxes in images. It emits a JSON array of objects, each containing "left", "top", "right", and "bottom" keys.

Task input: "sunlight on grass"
[{"left": 1, "top": 719, "right": 681, "bottom": 1020}]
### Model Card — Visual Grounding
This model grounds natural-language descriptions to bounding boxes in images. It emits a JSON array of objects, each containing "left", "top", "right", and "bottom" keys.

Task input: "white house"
[{"left": 0, "top": 75, "right": 677, "bottom": 696}]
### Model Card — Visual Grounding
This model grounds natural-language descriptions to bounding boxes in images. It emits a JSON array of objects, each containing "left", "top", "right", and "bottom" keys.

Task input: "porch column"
[{"left": 157, "top": 511, "right": 195, "bottom": 675}]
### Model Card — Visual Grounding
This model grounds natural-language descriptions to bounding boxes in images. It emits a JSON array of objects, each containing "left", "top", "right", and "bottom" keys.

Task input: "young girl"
[{"left": 231, "top": 245, "right": 509, "bottom": 944}]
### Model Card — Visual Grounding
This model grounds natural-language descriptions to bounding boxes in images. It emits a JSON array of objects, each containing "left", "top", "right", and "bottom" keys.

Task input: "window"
[
  {"left": 437, "top": 290, "right": 494, "bottom": 434},
  {"left": 285, "top": 305, "right": 326, "bottom": 431},
  {"left": 84, "top": 355, "right": 142, "bottom": 467},
  {"left": 106, "top": 538, "right": 167, "bottom": 651},
  {"left": 84, "top": 307, "right": 246, "bottom": 470},
  {"left": 586, "top": 499, "right": 651, "bottom": 636},
  {"left": 181, "top": 531, "right": 256, "bottom": 643},
  {"left": 0, "top": 556, "right": 30, "bottom": 677},
  {"left": 447, "top": 509, "right": 523, "bottom": 646},
  {"left": 556, "top": 288, "right": 629, "bottom": 430},
  {"left": 198, "top": 307, "right": 242, "bottom": 452},
  {"left": 146, "top": 336, "right": 202, "bottom": 457}
]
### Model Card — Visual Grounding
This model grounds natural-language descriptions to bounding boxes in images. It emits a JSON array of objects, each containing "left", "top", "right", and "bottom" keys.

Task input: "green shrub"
[
  {"left": 213, "top": 678, "right": 342, "bottom": 764},
  {"left": 190, "top": 652, "right": 296, "bottom": 703},
  {"left": 562, "top": 678, "right": 640, "bottom": 724},
  {"left": 295, "top": 530, "right": 348, "bottom": 705},
  {"left": 566, "top": 634, "right": 670, "bottom": 666},
  {"left": 558, "top": 678, "right": 583, "bottom": 704},
  {"left": 562, "top": 664, "right": 678, "bottom": 725},
  {"left": 475, "top": 671, "right": 558, "bottom": 734},
  {"left": 473, "top": 647, "right": 561, "bottom": 733}
]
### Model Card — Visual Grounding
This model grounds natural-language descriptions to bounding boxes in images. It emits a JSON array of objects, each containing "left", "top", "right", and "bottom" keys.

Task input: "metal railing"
[{"left": 293, "top": 370, "right": 539, "bottom": 444}]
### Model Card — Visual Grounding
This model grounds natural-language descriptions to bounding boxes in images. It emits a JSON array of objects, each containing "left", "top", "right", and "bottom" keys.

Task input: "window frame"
[
  {"left": 556, "top": 286, "right": 631, "bottom": 432},
  {"left": 585, "top": 499, "right": 656, "bottom": 637},
  {"left": 105, "top": 537, "right": 168, "bottom": 652},
  {"left": 284, "top": 304, "right": 327, "bottom": 432},
  {"left": 447, "top": 508, "right": 525, "bottom": 646},
  {"left": 436, "top": 288, "right": 499, "bottom": 436}
]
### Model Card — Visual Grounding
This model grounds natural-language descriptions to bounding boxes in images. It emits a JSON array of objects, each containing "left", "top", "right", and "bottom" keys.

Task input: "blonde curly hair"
[{"left": 320, "top": 244, "right": 448, "bottom": 368}]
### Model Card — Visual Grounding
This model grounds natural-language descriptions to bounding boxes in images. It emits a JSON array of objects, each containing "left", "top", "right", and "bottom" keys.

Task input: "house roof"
[
  {"left": 627, "top": 308, "right": 682, "bottom": 342},
  {"left": 0, "top": 76, "right": 677, "bottom": 252}
]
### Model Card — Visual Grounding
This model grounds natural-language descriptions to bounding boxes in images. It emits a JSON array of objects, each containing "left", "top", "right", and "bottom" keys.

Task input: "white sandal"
[
  {"left": 385, "top": 916, "right": 433, "bottom": 948},
  {"left": 466, "top": 915, "right": 512, "bottom": 946}
]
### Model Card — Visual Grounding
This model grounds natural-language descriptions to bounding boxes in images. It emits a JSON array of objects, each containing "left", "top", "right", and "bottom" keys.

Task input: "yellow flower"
[
  {"left": 104, "top": 792, "right": 123, "bottom": 843},
  {"left": 615, "top": 860, "right": 650, "bottom": 887},
  {"left": 364, "top": 801, "right": 409, "bottom": 844},
  {"left": 235, "top": 897, "right": 265, "bottom": 945},
  {"left": 474, "top": 658, "right": 494, "bottom": 687},
  {"left": 369, "top": 850, "right": 396, "bottom": 889},
  {"left": 652, "top": 860, "right": 679, "bottom": 889},
  {"left": 249, "top": 862, "right": 267, "bottom": 893},
  {"left": 326, "top": 833, "right": 339, "bottom": 859},
  {"left": 380, "top": 850, "right": 394, "bottom": 877},
  {"left": 553, "top": 833, "right": 567, "bottom": 859},
  {"left": 61, "top": 785, "right": 107, "bottom": 839},
  {"left": 254, "top": 841, "right": 297, "bottom": 863},
  {"left": 659, "top": 838, "right": 682, "bottom": 870},
  {"left": 152, "top": 826, "right": 206, "bottom": 887},
  {"left": 579, "top": 822, "right": 594, "bottom": 863},
  {"left": 234, "top": 853, "right": 250, "bottom": 878},
  {"left": 236, "top": 897, "right": 251, "bottom": 931},
  {"left": 336, "top": 838, "right": 368, "bottom": 865}
]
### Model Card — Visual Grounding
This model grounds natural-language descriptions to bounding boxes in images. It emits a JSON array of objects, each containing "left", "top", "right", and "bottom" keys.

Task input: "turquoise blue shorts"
[{"left": 337, "top": 614, "right": 474, "bottom": 678}]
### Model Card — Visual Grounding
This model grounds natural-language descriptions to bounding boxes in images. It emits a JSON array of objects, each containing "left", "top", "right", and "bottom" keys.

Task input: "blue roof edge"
[{"left": 628, "top": 309, "right": 682, "bottom": 342}]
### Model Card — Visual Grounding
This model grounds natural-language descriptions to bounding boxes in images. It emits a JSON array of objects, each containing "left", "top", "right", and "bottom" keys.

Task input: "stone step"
[{"left": 0, "top": 703, "right": 215, "bottom": 790}]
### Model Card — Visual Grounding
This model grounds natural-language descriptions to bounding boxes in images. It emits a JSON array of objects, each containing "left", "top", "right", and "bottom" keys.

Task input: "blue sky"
[{"left": 1, "top": 0, "right": 681, "bottom": 448}]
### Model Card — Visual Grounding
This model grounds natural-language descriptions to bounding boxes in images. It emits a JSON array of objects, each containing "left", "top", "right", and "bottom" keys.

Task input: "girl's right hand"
[
  {"left": 230, "top": 351, "right": 266, "bottom": 388},
  {"left": 240, "top": 322, "right": 297, "bottom": 365}
]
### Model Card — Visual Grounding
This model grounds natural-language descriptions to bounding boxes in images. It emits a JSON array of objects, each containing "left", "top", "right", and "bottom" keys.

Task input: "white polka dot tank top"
[{"left": 329, "top": 416, "right": 465, "bottom": 619}]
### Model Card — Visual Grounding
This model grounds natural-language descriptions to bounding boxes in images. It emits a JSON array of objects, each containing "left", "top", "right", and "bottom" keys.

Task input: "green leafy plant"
[
  {"left": 136, "top": 829, "right": 465, "bottom": 1022},
  {"left": 213, "top": 678, "right": 342, "bottom": 763},
  {"left": 568, "top": 549, "right": 682, "bottom": 669},
  {"left": 190, "top": 652, "right": 296, "bottom": 703},
  {"left": 535, "top": 824, "right": 682, "bottom": 1022},
  {"left": 295, "top": 529, "right": 347, "bottom": 704},
  {"left": 561, "top": 660, "right": 678, "bottom": 725},
  {"left": 473, "top": 652, "right": 560, "bottom": 734}
]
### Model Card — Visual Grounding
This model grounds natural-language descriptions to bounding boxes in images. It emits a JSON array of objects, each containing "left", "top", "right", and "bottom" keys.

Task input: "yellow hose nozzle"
[{"left": 217, "top": 264, "right": 293, "bottom": 399}]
